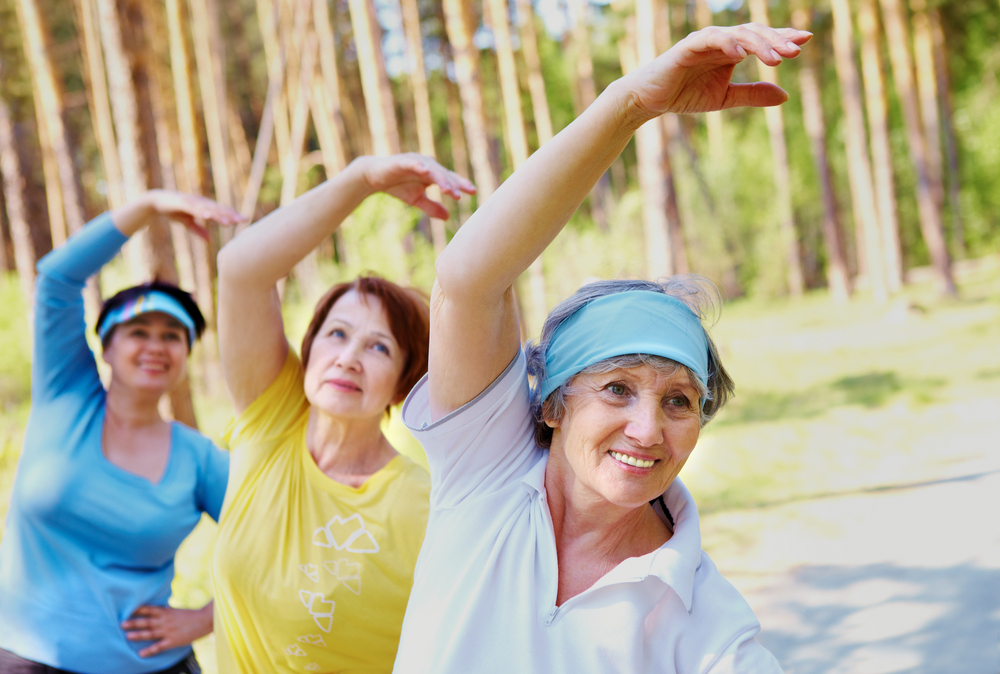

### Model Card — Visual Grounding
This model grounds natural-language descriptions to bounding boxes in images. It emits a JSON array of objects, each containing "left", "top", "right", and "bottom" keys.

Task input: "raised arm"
[
  {"left": 429, "top": 24, "right": 812, "bottom": 418},
  {"left": 216, "top": 154, "right": 474, "bottom": 414}
]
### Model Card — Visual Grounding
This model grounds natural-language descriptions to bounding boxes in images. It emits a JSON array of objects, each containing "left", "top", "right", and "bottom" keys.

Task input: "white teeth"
[{"left": 610, "top": 451, "right": 654, "bottom": 469}]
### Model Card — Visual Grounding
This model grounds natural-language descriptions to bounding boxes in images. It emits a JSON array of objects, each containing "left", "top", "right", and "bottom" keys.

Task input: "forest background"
[{"left": 0, "top": 0, "right": 998, "bottom": 667}]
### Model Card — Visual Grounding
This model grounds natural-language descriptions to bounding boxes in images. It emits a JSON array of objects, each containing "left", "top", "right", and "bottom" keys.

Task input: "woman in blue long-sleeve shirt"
[{"left": 0, "top": 191, "right": 241, "bottom": 674}]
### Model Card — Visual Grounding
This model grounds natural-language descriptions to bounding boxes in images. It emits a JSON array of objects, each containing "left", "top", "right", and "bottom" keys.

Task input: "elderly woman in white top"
[{"left": 392, "top": 24, "right": 811, "bottom": 674}]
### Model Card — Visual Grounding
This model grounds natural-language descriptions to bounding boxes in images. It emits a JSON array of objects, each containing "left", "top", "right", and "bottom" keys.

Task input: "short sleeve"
[
  {"left": 196, "top": 441, "right": 231, "bottom": 521},
  {"left": 400, "top": 350, "right": 541, "bottom": 508},
  {"left": 703, "top": 631, "right": 783, "bottom": 674},
  {"left": 221, "top": 350, "right": 310, "bottom": 450}
]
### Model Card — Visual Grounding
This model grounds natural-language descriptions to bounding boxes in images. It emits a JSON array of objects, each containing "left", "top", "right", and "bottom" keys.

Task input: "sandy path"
[{"left": 702, "top": 458, "right": 1000, "bottom": 674}]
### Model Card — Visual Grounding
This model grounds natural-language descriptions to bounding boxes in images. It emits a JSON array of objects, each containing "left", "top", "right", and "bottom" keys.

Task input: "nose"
[
  {"left": 623, "top": 398, "right": 666, "bottom": 448},
  {"left": 335, "top": 339, "right": 364, "bottom": 370}
]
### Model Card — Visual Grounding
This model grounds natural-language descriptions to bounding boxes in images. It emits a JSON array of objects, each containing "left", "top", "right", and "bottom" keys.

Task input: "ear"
[{"left": 543, "top": 415, "right": 560, "bottom": 429}]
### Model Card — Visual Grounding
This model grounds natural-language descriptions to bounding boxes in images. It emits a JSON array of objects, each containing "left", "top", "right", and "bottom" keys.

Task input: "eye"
[
  {"left": 667, "top": 395, "right": 690, "bottom": 408},
  {"left": 164, "top": 332, "right": 182, "bottom": 342},
  {"left": 372, "top": 342, "right": 390, "bottom": 355},
  {"left": 606, "top": 383, "right": 627, "bottom": 396},
  {"left": 329, "top": 328, "right": 346, "bottom": 339}
]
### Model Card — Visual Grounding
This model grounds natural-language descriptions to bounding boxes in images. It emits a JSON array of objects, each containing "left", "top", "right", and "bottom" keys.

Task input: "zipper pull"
[{"left": 545, "top": 606, "right": 559, "bottom": 625}]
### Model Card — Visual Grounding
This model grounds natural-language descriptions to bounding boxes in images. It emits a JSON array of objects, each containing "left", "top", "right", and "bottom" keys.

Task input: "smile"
[{"left": 609, "top": 451, "right": 655, "bottom": 469}]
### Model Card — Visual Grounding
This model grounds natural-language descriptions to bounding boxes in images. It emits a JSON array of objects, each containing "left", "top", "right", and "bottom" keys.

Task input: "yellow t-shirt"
[{"left": 213, "top": 351, "right": 431, "bottom": 674}]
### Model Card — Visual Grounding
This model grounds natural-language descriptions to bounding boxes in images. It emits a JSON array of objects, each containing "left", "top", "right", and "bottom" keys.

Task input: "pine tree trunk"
[
  {"left": 748, "top": 0, "right": 804, "bottom": 297},
  {"left": 567, "top": 0, "right": 611, "bottom": 232},
  {"left": 442, "top": 0, "right": 498, "bottom": 199},
  {"left": 0, "top": 84, "right": 37, "bottom": 306},
  {"left": 515, "top": 0, "right": 553, "bottom": 146},
  {"left": 792, "top": 4, "right": 850, "bottom": 303},
  {"left": 910, "top": 0, "right": 944, "bottom": 216},
  {"left": 879, "top": 0, "right": 955, "bottom": 295},
  {"left": 349, "top": 0, "right": 401, "bottom": 155},
  {"left": 400, "top": 0, "right": 447, "bottom": 255},
  {"left": 189, "top": 0, "right": 234, "bottom": 208},
  {"left": 830, "top": 0, "right": 887, "bottom": 302},
  {"left": 75, "top": 0, "right": 125, "bottom": 208},
  {"left": 634, "top": 0, "right": 673, "bottom": 278},
  {"left": 929, "top": 6, "right": 963, "bottom": 255},
  {"left": 858, "top": 0, "right": 904, "bottom": 293},
  {"left": 313, "top": 0, "right": 350, "bottom": 169},
  {"left": 694, "top": 0, "right": 724, "bottom": 165}
]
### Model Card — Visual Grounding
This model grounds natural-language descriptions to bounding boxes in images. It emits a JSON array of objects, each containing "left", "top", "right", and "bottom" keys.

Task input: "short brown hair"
[{"left": 300, "top": 274, "right": 430, "bottom": 409}]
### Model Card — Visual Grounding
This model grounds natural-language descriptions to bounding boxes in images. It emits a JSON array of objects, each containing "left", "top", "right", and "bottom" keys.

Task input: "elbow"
[{"left": 216, "top": 240, "right": 242, "bottom": 286}]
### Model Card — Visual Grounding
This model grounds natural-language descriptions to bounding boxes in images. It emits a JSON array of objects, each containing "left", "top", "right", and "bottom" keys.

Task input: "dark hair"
[
  {"left": 96, "top": 280, "right": 206, "bottom": 350},
  {"left": 301, "top": 274, "right": 431, "bottom": 411}
]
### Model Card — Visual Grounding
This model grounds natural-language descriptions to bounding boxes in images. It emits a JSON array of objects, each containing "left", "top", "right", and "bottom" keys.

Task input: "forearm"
[
  {"left": 436, "top": 78, "right": 645, "bottom": 302},
  {"left": 217, "top": 159, "right": 372, "bottom": 290},
  {"left": 192, "top": 601, "right": 214, "bottom": 640}
]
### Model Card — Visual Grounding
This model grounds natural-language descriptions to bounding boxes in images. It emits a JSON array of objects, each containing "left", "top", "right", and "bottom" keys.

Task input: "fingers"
[
  {"left": 687, "top": 24, "right": 811, "bottom": 66},
  {"left": 138, "top": 639, "right": 171, "bottom": 658},
  {"left": 414, "top": 194, "right": 451, "bottom": 220},
  {"left": 723, "top": 81, "right": 789, "bottom": 109}
]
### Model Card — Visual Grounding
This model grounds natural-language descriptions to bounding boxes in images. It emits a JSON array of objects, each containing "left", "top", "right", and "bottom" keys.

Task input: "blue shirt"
[{"left": 0, "top": 214, "right": 230, "bottom": 673}]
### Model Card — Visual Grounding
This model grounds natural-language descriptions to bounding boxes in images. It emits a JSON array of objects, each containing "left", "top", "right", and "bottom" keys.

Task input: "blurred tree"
[
  {"left": 858, "top": 0, "right": 903, "bottom": 293},
  {"left": 0, "top": 75, "right": 37, "bottom": 306},
  {"left": 879, "top": 0, "right": 955, "bottom": 294},
  {"left": 401, "top": 0, "right": 447, "bottom": 254},
  {"left": 748, "top": 0, "right": 805, "bottom": 297},
  {"left": 350, "top": 0, "right": 401, "bottom": 154},
  {"left": 791, "top": 3, "right": 850, "bottom": 303},
  {"left": 830, "top": 0, "right": 887, "bottom": 302},
  {"left": 927, "top": 4, "right": 963, "bottom": 255},
  {"left": 442, "top": 0, "right": 499, "bottom": 198}
]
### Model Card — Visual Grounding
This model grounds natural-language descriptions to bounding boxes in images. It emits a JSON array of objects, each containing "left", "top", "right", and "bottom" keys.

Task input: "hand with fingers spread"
[
  {"left": 122, "top": 603, "right": 214, "bottom": 658},
  {"left": 626, "top": 23, "right": 812, "bottom": 122},
  {"left": 357, "top": 153, "right": 477, "bottom": 220}
]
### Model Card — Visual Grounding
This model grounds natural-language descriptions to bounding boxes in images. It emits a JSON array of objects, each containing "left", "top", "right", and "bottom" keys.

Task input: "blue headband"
[
  {"left": 540, "top": 291, "right": 710, "bottom": 401},
  {"left": 98, "top": 290, "right": 196, "bottom": 346}
]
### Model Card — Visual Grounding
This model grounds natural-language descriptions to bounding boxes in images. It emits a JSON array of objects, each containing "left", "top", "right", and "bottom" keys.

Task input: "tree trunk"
[
  {"left": 436, "top": 4, "right": 472, "bottom": 223},
  {"left": 15, "top": 0, "right": 87, "bottom": 239},
  {"left": 694, "top": 0, "right": 724, "bottom": 165},
  {"left": 256, "top": 0, "right": 291, "bottom": 161},
  {"left": 929, "top": 6, "right": 963, "bottom": 255},
  {"left": 400, "top": 0, "right": 447, "bottom": 255},
  {"left": 633, "top": 0, "right": 673, "bottom": 278},
  {"left": 349, "top": 0, "right": 401, "bottom": 155},
  {"left": 0, "top": 83, "right": 37, "bottom": 306},
  {"left": 830, "top": 0, "right": 887, "bottom": 302},
  {"left": 189, "top": 0, "right": 234, "bottom": 208},
  {"left": 515, "top": 0, "right": 553, "bottom": 146},
  {"left": 858, "top": 0, "right": 903, "bottom": 293},
  {"left": 792, "top": 4, "right": 850, "bottom": 304},
  {"left": 442, "top": 0, "right": 499, "bottom": 199},
  {"left": 910, "top": 0, "right": 946, "bottom": 237},
  {"left": 486, "top": 0, "right": 546, "bottom": 335},
  {"left": 313, "top": 0, "right": 350, "bottom": 169},
  {"left": 75, "top": 0, "right": 125, "bottom": 208},
  {"left": 748, "top": 0, "right": 804, "bottom": 297},
  {"left": 879, "top": 0, "right": 955, "bottom": 295},
  {"left": 567, "top": 0, "right": 611, "bottom": 232}
]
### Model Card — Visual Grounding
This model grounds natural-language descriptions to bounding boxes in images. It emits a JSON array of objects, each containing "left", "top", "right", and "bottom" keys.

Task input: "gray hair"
[{"left": 525, "top": 276, "right": 735, "bottom": 448}]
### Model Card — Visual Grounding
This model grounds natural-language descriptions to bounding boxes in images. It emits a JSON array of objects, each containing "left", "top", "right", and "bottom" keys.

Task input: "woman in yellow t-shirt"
[{"left": 213, "top": 154, "right": 476, "bottom": 673}]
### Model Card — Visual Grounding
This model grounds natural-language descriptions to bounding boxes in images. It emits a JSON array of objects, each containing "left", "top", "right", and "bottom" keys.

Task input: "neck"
[
  {"left": 105, "top": 381, "right": 165, "bottom": 428},
  {"left": 306, "top": 407, "right": 397, "bottom": 482}
]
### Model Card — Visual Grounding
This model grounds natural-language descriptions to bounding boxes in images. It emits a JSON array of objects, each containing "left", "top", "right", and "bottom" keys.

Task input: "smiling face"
[
  {"left": 302, "top": 290, "right": 405, "bottom": 421},
  {"left": 546, "top": 361, "right": 702, "bottom": 509},
  {"left": 102, "top": 312, "right": 190, "bottom": 395}
]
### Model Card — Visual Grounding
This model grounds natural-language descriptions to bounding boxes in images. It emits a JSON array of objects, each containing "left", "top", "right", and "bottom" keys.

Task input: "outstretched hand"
[
  {"left": 627, "top": 23, "right": 812, "bottom": 120},
  {"left": 359, "top": 154, "right": 476, "bottom": 220},
  {"left": 145, "top": 189, "right": 246, "bottom": 241},
  {"left": 122, "top": 604, "right": 213, "bottom": 658}
]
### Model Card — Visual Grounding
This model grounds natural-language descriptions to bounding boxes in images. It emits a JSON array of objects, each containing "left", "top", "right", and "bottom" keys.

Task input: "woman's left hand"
[
  {"left": 358, "top": 154, "right": 476, "bottom": 220},
  {"left": 122, "top": 603, "right": 213, "bottom": 657}
]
